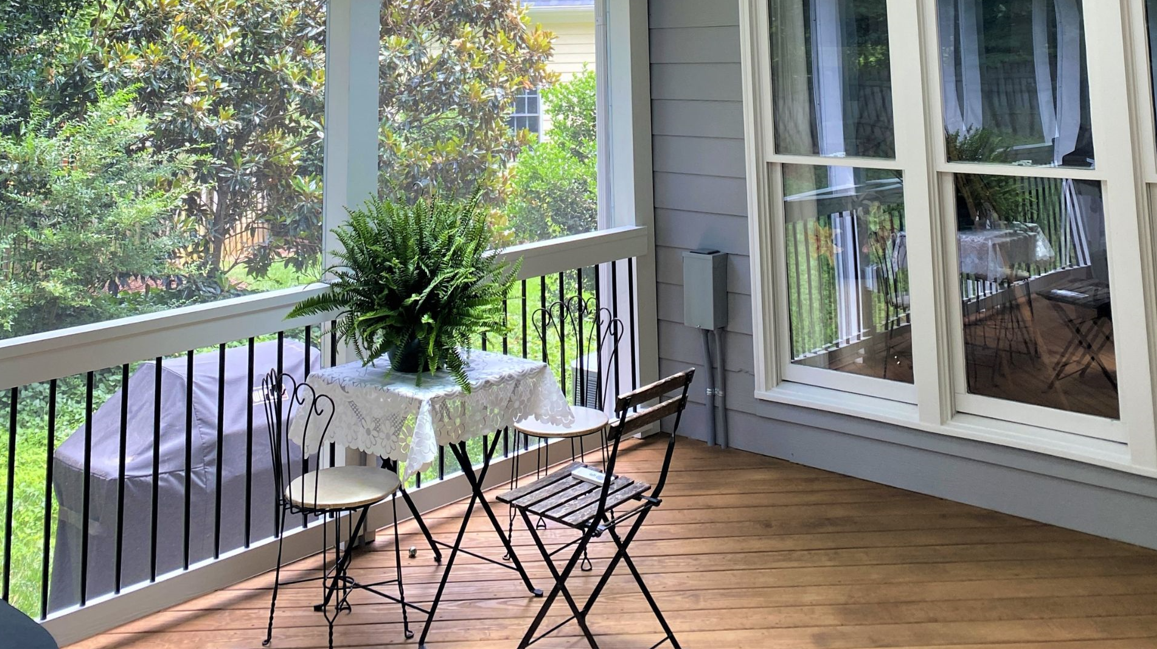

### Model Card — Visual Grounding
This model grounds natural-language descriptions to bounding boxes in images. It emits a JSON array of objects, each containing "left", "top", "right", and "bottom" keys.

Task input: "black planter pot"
[{"left": 389, "top": 337, "right": 424, "bottom": 374}]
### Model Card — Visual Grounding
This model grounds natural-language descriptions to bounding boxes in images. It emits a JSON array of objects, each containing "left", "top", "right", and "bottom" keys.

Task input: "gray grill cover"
[{"left": 49, "top": 340, "right": 319, "bottom": 611}]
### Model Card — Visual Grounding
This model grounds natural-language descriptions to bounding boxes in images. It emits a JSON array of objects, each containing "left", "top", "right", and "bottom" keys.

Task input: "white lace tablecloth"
[
  {"left": 958, "top": 224, "right": 1055, "bottom": 283},
  {"left": 290, "top": 350, "right": 573, "bottom": 480}
]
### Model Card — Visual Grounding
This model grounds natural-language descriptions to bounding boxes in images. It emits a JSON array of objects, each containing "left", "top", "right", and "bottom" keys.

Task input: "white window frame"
[
  {"left": 509, "top": 87, "right": 543, "bottom": 136},
  {"left": 739, "top": 0, "right": 1157, "bottom": 475}
]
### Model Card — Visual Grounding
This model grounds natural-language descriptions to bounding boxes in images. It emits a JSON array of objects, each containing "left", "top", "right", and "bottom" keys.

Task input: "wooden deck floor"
[{"left": 71, "top": 437, "right": 1157, "bottom": 649}]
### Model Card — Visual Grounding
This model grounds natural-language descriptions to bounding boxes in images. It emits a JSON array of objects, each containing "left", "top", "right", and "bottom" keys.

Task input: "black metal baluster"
[
  {"left": 438, "top": 446, "right": 445, "bottom": 481},
  {"left": 628, "top": 258, "right": 638, "bottom": 391},
  {"left": 326, "top": 325, "right": 336, "bottom": 468},
  {"left": 611, "top": 261, "right": 621, "bottom": 400},
  {"left": 183, "top": 352, "right": 193, "bottom": 569},
  {"left": 579, "top": 267, "right": 588, "bottom": 406},
  {"left": 150, "top": 357, "right": 162, "bottom": 582},
  {"left": 3, "top": 387, "right": 16, "bottom": 602},
  {"left": 245, "top": 338, "right": 255, "bottom": 547},
  {"left": 522, "top": 280, "right": 529, "bottom": 360},
  {"left": 540, "top": 276, "right": 547, "bottom": 364},
  {"left": 116, "top": 365, "right": 129, "bottom": 591},
  {"left": 558, "top": 271, "right": 566, "bottom": 396},
  {"left": 40, "top": 379, "right": 57, "bottom": 619},
  {"left": 214, "top": 343, "right": 226, "bottom": 559},
  {"left": 80, "top": 372, "right": 93, "bottom": 605}
]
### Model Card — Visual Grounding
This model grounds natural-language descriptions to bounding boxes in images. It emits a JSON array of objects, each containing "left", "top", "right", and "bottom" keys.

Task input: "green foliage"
[
  {"left": 39, "top": 0, "right": 328, "bottom": 282},
  {"left": 379, "top": 0, "right": 556, "bottom": 207},
  {"left": 288, "top": 195, "right": 521, "bottom": 390},
  {"left": 0, "top": 0, "right": 84, "bottom": 124},
  {"left": 506, "top": 70, "right": 597, "bottom": 243},
  {"left": 0, "top": 88, "right": 196, "bottom": 338}
]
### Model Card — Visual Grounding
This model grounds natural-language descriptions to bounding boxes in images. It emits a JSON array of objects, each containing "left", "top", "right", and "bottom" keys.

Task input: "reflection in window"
[
  {"left": 953, "top": 175, "right": 1116, "bottom": 418},
  {"left": 783, "top": 165, "right": 911, "bottom": 383},
  {"left": 939, "top": 0, "right": 1093, "bottom": 168},
  {"left": 769, "top": 0, "right": 895, "bottom": 159},
  {"left": 1145, "top": 0, "right": 1157, "bottom": 143}
]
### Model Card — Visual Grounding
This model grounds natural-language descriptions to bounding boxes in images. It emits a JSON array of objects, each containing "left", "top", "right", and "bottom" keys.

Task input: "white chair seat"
[
  {"left": 515, "top": 405, "right": 609, "bottom": 440},
  {"left": 286, "top": 466, "right": 401, "bottom": 510}
]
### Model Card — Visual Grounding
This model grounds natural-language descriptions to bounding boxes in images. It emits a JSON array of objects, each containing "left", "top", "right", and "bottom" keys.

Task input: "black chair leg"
[
  {"left": 263, "top": 508, "right": 288, "bottom": 647},
  {"left": 518, "top": 509, "right": 599, "bottom": 649},
  {"left": 392, "top": 495, "right": 414, "bottom": 639}
]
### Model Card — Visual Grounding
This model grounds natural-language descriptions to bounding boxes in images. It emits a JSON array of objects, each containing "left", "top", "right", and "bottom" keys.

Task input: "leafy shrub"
[
  {"left": 506, "top": 69, "right": 597, "bottom": 243},
  {"left": 0, "top": 88, "right": 195, "bottom": 338}
]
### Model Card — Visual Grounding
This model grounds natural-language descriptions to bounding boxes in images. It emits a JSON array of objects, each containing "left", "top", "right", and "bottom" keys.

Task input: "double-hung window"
[{"left": 741, "top": 0, "right": 1157, "bottom": 469}]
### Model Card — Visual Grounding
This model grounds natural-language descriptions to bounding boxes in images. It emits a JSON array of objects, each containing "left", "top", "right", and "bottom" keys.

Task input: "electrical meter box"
[{"left": 682, "top": 249, "right": 728, "bottom": 330}]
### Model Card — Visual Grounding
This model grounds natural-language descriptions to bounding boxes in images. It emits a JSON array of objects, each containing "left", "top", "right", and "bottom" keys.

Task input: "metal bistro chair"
[
  {"left": 507, "top": 297, "right": 624, "bottom": 568},
  {"left": 260, "top": 370, "right": 421, "bottom": 649},
  {"left": 498, "top": 368, "right": 695, "bottom": 649}
]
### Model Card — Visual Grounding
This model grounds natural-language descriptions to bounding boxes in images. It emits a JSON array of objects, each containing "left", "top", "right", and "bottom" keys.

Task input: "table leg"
[
  {"left": 417, "top": 474, "right": 480, "bottom": 649},
  {"left": 418, "top": 435, "right": 543, "bottom": 649},
  {"left": 453, "top": 437, "right": 542, "bottom": 597}
]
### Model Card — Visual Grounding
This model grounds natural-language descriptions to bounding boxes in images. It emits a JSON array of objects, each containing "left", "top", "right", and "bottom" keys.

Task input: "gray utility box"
[{"left": 683, "top": 249, "right": 728, "bottom": 330}]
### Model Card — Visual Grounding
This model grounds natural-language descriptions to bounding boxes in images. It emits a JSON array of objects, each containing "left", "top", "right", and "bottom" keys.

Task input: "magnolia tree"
[
  {"left": 378, "top": 0, "right": 556, "bottom": 217},
  {"left": 0, "top": 89, "right": 194, "bottom": 338},
  {"left": 34, "top": 0, "right": 554, "bottom": 286}
]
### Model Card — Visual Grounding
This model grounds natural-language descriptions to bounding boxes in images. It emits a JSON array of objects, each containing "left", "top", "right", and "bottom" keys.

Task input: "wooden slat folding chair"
[{"left": 497, "top": 368, "right": 695, "bottom": 649}]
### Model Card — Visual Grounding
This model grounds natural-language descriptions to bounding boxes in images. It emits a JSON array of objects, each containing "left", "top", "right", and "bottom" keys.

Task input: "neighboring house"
[{"left": 518, "top": 0, "right": 596, "bottom": 137}]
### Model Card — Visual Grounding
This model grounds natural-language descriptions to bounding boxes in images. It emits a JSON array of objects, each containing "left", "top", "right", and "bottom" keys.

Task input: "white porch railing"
[{"left": 0, "top": 225, "right": 652, "bottom": 645}]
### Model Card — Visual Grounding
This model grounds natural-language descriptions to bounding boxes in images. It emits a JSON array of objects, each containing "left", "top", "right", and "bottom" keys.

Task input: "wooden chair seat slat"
[
  {"left": 545, "top": 475, "right": 635, "bottom": 520},
  {"left": 497, "top": 462, "right": 582, "bottom": 504},
  {"left": 512, "top": 475, "right": 583, "bottom": 508},
  {"left": 563, "top": 481, "right": 651, "bottom": 526},
  {"left": 526, "top": 481, "right": 601, "bottom": 518}
]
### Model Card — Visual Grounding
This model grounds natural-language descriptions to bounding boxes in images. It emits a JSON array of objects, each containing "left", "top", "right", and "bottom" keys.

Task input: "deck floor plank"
[{"left": 68, "top": 438, "right": 1157, "bottom": 649}]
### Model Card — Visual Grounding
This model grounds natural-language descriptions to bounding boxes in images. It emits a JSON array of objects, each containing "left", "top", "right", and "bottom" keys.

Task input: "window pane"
[
  {"left": 0, "top": 1, "right": 326, "bottom": 341},
  {"left": 769, "top": 0, "right": 895, "bottom": 159},
  {"left": 782, "top": 165, "right": 911, "bottom": 383},
  {"left": 1145, "top": 0, "right": 1157, "bottom": 145},
  {"left": 938, "top": 0, "right": 1094, "bottom": 169},
  {"left": 381, "top": 2, "right": 597, "bottom": 245},
  {"left": 953, "top": 175, "right": 1116, "bottom": 418}
]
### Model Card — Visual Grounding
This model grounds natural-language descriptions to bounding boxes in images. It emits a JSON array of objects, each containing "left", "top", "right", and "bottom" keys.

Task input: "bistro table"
[{"left": 291, "top": 349, "right": 573, "bottom": 648}]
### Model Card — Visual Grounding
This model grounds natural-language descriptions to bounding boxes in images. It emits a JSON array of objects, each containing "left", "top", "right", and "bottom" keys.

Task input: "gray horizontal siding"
[
  {"left": 650, "top": 1, "right": 755, "bottom": 459},
  {"left": 650, "top": 26, "right": 741, "bottom": 63},
  {"left": 653, "top": 176, "right": 748, "bottom": 216},
  {"left": 649, "top": 0, "right": 739, "bottom": 28},
  {"left": 650, "top": 64, "right": 743, "bottom": 101},
  {"left": 653, "top": 209, "right": 748, "bottom": 250},
  {"left": 652, "top": 135, "right": 746, "bottom": 178},
  {"left": 652, "top": 100, "right": 745, "bottom": 139}
]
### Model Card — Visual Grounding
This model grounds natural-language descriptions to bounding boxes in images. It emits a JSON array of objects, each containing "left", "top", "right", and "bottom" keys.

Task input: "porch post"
[
  {"left": 601, "top": 0, "right": 660, "bottom": 412},
  {"left": 322, "top": 0, "right": 382, "bottom": 520}
]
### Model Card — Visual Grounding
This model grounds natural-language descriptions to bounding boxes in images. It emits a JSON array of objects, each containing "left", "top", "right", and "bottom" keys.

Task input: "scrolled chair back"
[{"left": 261, "top": 369, "right": 335, "bottom": 512}]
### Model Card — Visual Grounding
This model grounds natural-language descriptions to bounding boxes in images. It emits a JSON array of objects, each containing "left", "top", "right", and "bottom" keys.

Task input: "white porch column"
[{"left": 323, "top": 0, "right": 381, "bottom": 494}]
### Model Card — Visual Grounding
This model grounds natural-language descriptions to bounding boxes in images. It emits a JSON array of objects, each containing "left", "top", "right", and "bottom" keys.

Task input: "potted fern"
[{"left": 288, "top": 194, "right": 521, "bottom": 391}]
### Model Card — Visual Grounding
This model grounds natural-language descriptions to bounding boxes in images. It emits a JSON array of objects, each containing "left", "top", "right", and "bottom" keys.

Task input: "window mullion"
[
  {"left": 890, "top": 0, "right": 952, "bottom": 425},
  {"left": 1084, "top": 0, "right": 1157, "bottom": 468}
]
